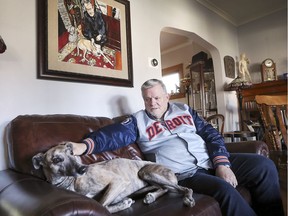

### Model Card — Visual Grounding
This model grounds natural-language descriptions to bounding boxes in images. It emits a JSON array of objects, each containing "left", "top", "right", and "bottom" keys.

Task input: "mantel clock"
[{"left": 261, "top": 58, "right": 276, "bottom": 82}]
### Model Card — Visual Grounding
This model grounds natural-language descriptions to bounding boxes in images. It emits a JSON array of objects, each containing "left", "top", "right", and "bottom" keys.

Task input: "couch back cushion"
[{"left": 6, "top": 114, "right": 144, "bottom": 179}]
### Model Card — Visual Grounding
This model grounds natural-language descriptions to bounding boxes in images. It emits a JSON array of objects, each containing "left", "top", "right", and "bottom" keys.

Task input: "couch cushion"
[
  {"left": 6, "top": 114, "right": 114, "bottom": 178},
  {"left": 116, "top": 193, "right": 221, "bottom": 216},
  {"left": 0, "top": 170, "right": 111, "bottom": 216},
  {"left": 115, "top": 186, "right": 250, "bottom": 216}
]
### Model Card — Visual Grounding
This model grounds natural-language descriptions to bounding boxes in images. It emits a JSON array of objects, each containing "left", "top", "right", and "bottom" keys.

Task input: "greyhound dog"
[{"left": 32, "top": 142, "right": 195, "bottom": 213}]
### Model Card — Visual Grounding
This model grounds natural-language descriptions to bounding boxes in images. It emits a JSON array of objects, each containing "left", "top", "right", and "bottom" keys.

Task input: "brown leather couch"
[{"left": 0, "top": 114, "right": 269, "bottom": 216}]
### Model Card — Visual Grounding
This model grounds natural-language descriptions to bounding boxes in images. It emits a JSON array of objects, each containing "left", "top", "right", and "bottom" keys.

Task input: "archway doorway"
[{"left": 160, "top": 27, "right": 223, "bottom": 118}]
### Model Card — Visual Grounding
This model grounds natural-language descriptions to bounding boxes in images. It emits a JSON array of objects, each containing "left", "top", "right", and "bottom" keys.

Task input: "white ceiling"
[
  {"left": 196, "top": 0, "right": 286, "bottom": 26},
  {"left": 160, "top": 0, "right": 287, "bottom": 52}
]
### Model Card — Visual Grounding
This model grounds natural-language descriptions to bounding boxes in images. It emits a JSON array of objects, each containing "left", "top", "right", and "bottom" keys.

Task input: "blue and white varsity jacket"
[{"left": 83, "top": 102, "right": 230, "bottom": 178}]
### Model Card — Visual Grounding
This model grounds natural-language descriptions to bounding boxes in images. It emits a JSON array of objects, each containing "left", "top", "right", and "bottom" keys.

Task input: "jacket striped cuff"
[
  {"left": 213, "top": 155, "right": 231, "bottom": 167},
  {"left": 82, "top": 138, "right": 95, "bottom": 155}
]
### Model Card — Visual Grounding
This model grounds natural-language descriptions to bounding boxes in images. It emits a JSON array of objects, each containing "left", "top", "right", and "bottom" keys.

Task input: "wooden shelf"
[{"left": 239, "top": 79, "right": 287, "bottom": 130}]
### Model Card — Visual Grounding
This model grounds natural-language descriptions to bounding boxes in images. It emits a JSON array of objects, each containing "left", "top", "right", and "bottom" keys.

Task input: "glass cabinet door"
[
  {"left": 189, "top": 62, "right": 217, "bottom": 118},
  {"left": 190, "top": 63, "right": 203, "bottom": 115},
  {"left": 204, "top": 72, "right": 217, "bottom": 110}
]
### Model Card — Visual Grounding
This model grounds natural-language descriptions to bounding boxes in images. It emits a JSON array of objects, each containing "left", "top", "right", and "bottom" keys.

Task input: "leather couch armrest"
[
  {"left": 0, "top": 170, "right": 111, "bottom": 216},
  {"left": 225, "top": 140, "right": 269, "bottom": 157}
]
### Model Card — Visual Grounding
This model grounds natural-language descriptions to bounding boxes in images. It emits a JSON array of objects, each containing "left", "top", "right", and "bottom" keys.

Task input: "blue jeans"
[{"left": 178, "top": 153, "right": 284, "bottom": 216}]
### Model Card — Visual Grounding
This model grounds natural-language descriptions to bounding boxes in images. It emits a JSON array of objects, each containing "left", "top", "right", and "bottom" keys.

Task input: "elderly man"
[
  {"left": 82, "top": 0, "right": 107, "bottom": 49},
  {"left": 72, "top": 79, "right": 284, "bottom": 216}
]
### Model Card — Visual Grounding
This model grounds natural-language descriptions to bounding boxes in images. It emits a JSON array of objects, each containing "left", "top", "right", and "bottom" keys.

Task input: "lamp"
[{"left": 225, "top": 76, "right": 252, "bottom": 91}]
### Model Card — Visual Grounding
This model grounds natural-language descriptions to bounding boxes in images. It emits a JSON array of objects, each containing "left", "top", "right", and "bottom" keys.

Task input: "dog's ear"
[
  {"left": 32, "top": 153, "right": 44, "bottom": 169},
  {"left": 65, "top": 142, "right": 74, "bottom": 155}
]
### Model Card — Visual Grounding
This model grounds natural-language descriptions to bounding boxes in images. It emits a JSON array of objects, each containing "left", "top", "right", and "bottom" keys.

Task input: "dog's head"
[
  {"left": 67, "top": 26, "right": 76, "bottom": 34},
  {"left": 32, "top": 142, "right": 87, "bottom": 183}
]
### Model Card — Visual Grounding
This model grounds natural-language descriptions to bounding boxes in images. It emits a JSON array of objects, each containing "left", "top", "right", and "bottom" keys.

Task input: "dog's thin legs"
[
  {"left": 139, "top": 164, "right": 195, "bottom": 207},
  {"left": 106, "top": 198, "right": 135, "bottom": 213},
  {"left": 101, "top": 182, "right": 135, "bottom": 213},
  {"left": 130, "top": 185, "right": 158, "bottom": 198},
  {"left": 100, "top": 182, "right": 127, "bottom": 207},
  {"left": 143, "top": 188, "right": 168, "bottom": 204},
  {"left": 174, "top": 185, "right": 195, "bottom": 207}
]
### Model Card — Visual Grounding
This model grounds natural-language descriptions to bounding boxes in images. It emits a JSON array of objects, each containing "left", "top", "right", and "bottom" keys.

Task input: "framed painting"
[
  {"left": 224, "top": 56, "right": 235, "bottom": 78},
  {"left": 37, "top": 0, "right": 133, "bottom": 87}
]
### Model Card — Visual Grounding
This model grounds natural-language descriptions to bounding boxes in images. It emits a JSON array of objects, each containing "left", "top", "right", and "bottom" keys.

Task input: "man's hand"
[
  {"left": 216, "top": 165, "right": 238, "bottom": 188},
  {"left": 96, "top": 34, "right": 102, "bottom": 41},
  {"left": 70, "top": 142, "right": 87, "bottom": 156}
]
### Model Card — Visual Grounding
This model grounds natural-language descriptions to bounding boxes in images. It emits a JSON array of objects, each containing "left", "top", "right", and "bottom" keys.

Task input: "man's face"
[
  {"left": 85, "top": 3, "right": 95, "bottom": 17},
  {"left": 142, "top": 84, "right": 170, "bottom": 119}
]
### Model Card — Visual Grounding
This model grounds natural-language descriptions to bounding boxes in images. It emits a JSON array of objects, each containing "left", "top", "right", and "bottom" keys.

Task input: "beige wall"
[{"left": 238, "top": 9, "right": 287, "bottom": 83}]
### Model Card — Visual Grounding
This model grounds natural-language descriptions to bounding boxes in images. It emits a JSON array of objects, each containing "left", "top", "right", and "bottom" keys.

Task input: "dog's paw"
[
  {"left": 183, "top": 196, "right": 195, "bottom": 207},
  {"left": 105, "top": 198, "right": 135, "bottom": 213},
  {"left": 124, "top": 198, "right": 135, "bottom": 207},
  {"left": 143, "top": 192, "right": 156, "bottom": 204}
]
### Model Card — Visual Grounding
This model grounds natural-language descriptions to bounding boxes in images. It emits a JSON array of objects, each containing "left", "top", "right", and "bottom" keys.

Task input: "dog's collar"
[{"left": 53, "top": 177, "right": 75, "bottom": 190}]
